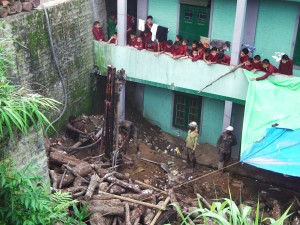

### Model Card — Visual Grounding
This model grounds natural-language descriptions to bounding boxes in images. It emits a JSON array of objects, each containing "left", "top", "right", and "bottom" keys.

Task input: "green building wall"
[
  {"left": 148, "top": 0, "right": 179, "bottom": 41},
  {"left": 143, "top": 85, "right": 224, "bottom": 146}
]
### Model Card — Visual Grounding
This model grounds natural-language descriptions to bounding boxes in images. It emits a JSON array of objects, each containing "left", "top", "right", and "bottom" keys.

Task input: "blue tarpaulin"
[{"left": 241, "top": 70, "right": 300, "bottom": 177}]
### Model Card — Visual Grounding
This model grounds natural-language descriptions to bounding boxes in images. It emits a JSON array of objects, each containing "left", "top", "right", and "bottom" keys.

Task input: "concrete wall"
[
  {"left": 143, "top": 85, "right": 225, "bottom": 146},
  {"left": 3, "top": 0, "right": 107, "bottom": 130},
  {"left": 254, "top": 0, "right": 300, "bottom": 75},
  {"left": 148, "top": 0, "right": 179, "bottom": 41},
  {"left": 94, "top": 42, "right": 248, "bottom": 103},
  {"left": 0, "top": 128, "right": 49, "bottom": 180}
]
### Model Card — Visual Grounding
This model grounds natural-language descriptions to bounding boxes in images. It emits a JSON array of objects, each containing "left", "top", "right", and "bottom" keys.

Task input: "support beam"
[
  {"left": 230, "top": 0, "right": 248, "bottom": 65},
  {"left": 119, "top": 84, "right": 126, "bottom": 121},
  {"left": 222, "top": 101, "right": 232, "bottom": 131},
  {"left": 137, "top": 0, "right": 148, "bottom": 21},
  {"left": 117, "top": 0, "right": 127, "bottom": 46}
]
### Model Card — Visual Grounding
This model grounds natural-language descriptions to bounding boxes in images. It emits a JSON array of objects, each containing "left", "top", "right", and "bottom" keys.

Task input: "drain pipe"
[{"left": 42, "top": 4, "right": 68, "bottom": 135}]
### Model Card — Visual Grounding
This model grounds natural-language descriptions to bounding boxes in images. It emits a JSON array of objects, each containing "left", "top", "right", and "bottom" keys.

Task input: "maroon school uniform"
[
  {"left": 181, "top": 45, "right": 188, "bottom": 56},
  {"left": 143, "top": 35, "right": 152, "bottom": 48},
  {"left": 218, "top": 54, "right": 231, "bottom": 65},
  {"left": 197, "top": 50, "right": 204, "bottom": 60},
  {"left": 134, "top": 42, "right": 144, "bottom": 50},
  {"left": 128, "top": 38, "right": 137, "bottom": 47},
  {"left": 158, "top": 42, "right": 166, "bottom": 52},
  {"left": 92, "top": 27, "right": 104, "bottom": 41},
  {"left": 172, "top": 46, "right": 184, "bottom": 56},
  {"left": 189, "top": 47, "right": 198, "bottom": 57},
  {"left": 256, "top": 64, "right": 278, "bottom": 81},
  {"left": 191, "top": 55, "right": 199, "bottom": 62},
  {"left": 145, "top": 43, "right": 158, "bottom": 52},
  {"left": 240, "top": 55, "right": 249, "bottom": 64},
  {"left": 209, "top": 54, "right": 218, "bottom": 63},
  {"left": 278, "top": 59, "right": 293, "bottom": 75},
  {"left": 242, "top": 64, "right": 254, "bottom": 71},
  {"left": 163, "top": 45, "right": 173, "bottom": 53},
  {"left": 109, "top": 38, "right": 117, "bottom": 44},
  {"left": 253, "top": 61, "right": 263, "bottom": 71}
]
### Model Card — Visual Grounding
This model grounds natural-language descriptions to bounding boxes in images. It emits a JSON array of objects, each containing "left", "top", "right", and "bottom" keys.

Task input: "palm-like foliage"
[{"left": 0, "top": 23, "right": 60, "bottom": 139}]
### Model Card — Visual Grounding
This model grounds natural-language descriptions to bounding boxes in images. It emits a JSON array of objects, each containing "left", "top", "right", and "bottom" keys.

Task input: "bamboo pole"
[
  {"left": 149, "top": 197, "right": 170, "bottom": 225},
  {"left": 134, "top": 180, "right": 168, "bottom": 195},
  {"left": 98, "top": 191, "right": 167, "bottom": 211}
]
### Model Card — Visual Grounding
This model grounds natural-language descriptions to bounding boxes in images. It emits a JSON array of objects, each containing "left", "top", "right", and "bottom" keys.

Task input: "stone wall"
[{"left": 2, "top": 0, "right": 107, "bottom": 130}]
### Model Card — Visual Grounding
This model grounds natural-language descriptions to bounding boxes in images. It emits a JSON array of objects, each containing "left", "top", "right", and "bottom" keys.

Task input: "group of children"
[{"left": 93, "top": 16, "right": 294, "bottom": 82}]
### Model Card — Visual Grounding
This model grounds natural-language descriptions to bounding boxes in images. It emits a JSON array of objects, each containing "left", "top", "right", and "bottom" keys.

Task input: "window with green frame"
[{"left": 172, "top": 92, "right": 202, "bottom": 130}]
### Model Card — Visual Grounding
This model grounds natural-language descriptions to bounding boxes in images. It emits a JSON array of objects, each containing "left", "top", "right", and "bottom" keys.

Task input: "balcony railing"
[{"left": 94, "top": 42, "right": 249, "bottom": 104}]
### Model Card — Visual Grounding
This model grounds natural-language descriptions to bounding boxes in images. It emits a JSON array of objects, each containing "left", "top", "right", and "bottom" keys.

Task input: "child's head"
[
  {"left": 147, "top": 39, "right": 153, "bottom": 47},
  {"left": 94, "top": 21, "right": 100, "bottom": 28},
  {"left": 137, "top": 36, "right": 142, "bottom": 42},
  {"left": 130, "top": 32, "right": 136, "bottom": 40},
  {"left": 217, "top": 52, "right": 224, "bottom": 60},
  {"left": 211, "top": 47, "right": 218, "bottom": 56},
  {"left": 204, "top": 48, "right": 211, "bottom": 56},
  {"left": 146, "top": 15, "right": 153, "bottom": 24},
  {"left": 109, "top": 12, "right": 116, "bottom": 19},
  {"left": 182, "top": 39, "right": 189, "bottom": 46},
  {"left": 245, "top": 58, "right": 253, "bottom": 66},
  {"left": 197, "top": 43, "right": 204, "bottom": 51},
  {"left": 113, "top": 32, "right": 117, "bottom": 39},
  {"left": 192, "top": 40, "right": 198, "bottom": 49},
  {"left": 262, "top": 59, "right": 270, "bottom": 68},
  {"left": 175, "top": 35, "right": 182, "bottom": 43},
  {"left": 254, "top": 55, "right": 261, "bottom": 63},
  {"left": 192, "top": 49, "right": 198, "bottom": 57},
  {"left": 281, "top": 54, "right": 289, "bottom": 63},
  {"left": 166, "top": 40, "right": 173, "bottom": 47},
  {"left": 240, "top": 48, "right": 249, "bottom": 57},
  {"left": 174, "top": 41, "right": 180, "bottom": 49}
]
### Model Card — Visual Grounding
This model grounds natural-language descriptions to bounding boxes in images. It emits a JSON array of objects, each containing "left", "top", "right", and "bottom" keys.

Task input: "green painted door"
[
  {"left": 293, "top": 20, "right": 300, "bottom": 66},
  {"left": 179, "top": 4, "right": 210, "bottom": 42}
]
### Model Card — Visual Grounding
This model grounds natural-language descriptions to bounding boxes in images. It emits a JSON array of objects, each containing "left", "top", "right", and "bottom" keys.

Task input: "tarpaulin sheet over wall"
[{"left": 240, "top": 70, "right": 300, "bottom": 177}]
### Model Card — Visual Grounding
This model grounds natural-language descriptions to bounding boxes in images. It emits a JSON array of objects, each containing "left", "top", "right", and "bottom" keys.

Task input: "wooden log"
[
  {"left": 89, "top": 199, "right": 122, "bottom": 206},
  {"left": 49, "top": 151, "right": 82, "bottom": 167},
  {"left": 98, "top": 191, "right": 167, "bottom": 211},
  {"left": 89, "top": 212, "right": 113, "bottom": 225},
  {"left": 73, "top": 177, "right": 84, "bottom": 187},
  {"left": 105, "top": 176, "right": 141, "bottom": 193},
  {"left": 157, "top": 209, "right": 177, "bottom": 225},
  {"left": 92, "top": 165, "right": 130, "bottom": 181},
  {"left": 73, "top": 190, "right": 86, "bottom": 197},
  {"left": 87, "top": 204, "right": 125, "bottom": 216},
  {"left": 14, "top": 0, "right": 21, "bottom": 12},
  {"left": 93, "top": 195, "right": 118, "bottom": 201},
  {"left": 196, "top": 193, "right": 212, "bottom": 208},
  {"left": 73, "top": 162, "right": 93, "bottom": 177},
  {"left": 133, "top": 217, "right": 140, "bottom": 225},
  {"left": 121, "top": 193, "right": 153, "bottom": 201},
  {"left": 85, "top": 174, "right": 100, "bottom": 200},
  {"left": 0, "top": 6, "right": 7, "bottom": 17},
  {"left": 49, "top": 170, "right": 59, "bottom": 189},
  {"left": 8, "top": 4, "right": 16, "bottom": 14},
  {"left": 63, "top": 164, "right": 89, "bottom": 183},
  {"left": 27, "top": 0, "right": 39, "bottom": 8},
  {"left": 130, "top": 205, "right": 146, "bottom": 224},
  {"left": 150, "top": 197, "right": 171, "bottom": 225},
  {"left": 22, "top": 1, "right": 32, "bottom": 11},
  {"left": 66, "top": 186, "right": 87, "bottom": 193},
  {"left": 0, "top": 1, "right": 10, "bottom": 7},
  {"left": 109, "top": 184, "right": 126, "bottom": 195},
  {"left": 125, "top": 203, "right": 132, "bottom": 225},
  {"left": 144, "top": 209, "right": 155, "bottom": 225},
  {"left": 98, "top": 182, "right": 109, "bottom": 192}
]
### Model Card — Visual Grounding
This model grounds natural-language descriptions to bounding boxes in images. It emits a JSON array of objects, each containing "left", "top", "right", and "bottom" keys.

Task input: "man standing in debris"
[
  {"left": 65, "top": 115, "right": 87, "bottom": 141},
  {"left": 217, "top": 126, "right": 237, "bottom": 172},
  {"left": 119, "top": 120, "right": 138, "bottom": 154},
  {"left": 185, "top": 121, "right": 199, "bottom": 170}
]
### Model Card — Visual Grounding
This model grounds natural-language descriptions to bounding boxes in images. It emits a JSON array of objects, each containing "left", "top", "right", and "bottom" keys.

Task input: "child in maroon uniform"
[
  {"left": 181, "top": 39, "right": 189, "bottom": 56},
  {"left": 134, "top": 36, "right": 144, "bottom": 50},
  {"left": 278, "top": 54, "right": 293, "bottom": 75},
  {"left": 189, "top": 40, "right": 198, "bottom": 57},
  {"left": 171, "top": 41, "right": 184, "bottom": 58},
  {"left": 92, "top": 21, "right": 105, "bottom": 41},
  {"left": 127, "top": 33, "right": 137, "bottom": 47},
  {"left": 196, "top": 43, "right": 205, "bottom": 60},
  {"left": 191, "top": 49, "right": 199, "bottom": 62},
  {"left": 156, "top": 40, "right": 166, "bottom": 53},
  {"left": 203, "top": 48, "right": 211, "bottom": 61},
  {"left": 204, "top": 47, "right": 218, "bottom": 65},
  {"left": 252, "top": 55, "right": 263, "bottom": 72},
  {"left": 145, "top": 39, "right": 157, "bottom": 52},
  {"left": 175, "top": 35, "right": 182, "bottom": 43},
  {"left": 108, "top": 32, "right": 118, "bottom": 44},
  {"left": 250, "top": 59, "right": 278, "bottom": 81},
  {"left": 240, "top": 48, "right": 249, "bottom": 64},
  {"left": 142, "top": 28, "right": 152, "bottom": 48},
  {"left": 163, "top": 40, "right": 174, "bottom": 56},
  {"left": 217, "top": 52, "right": 231, "bottom": 65},
  {"left": 242, "top": 58, "right": 254, "bottom": 71}
]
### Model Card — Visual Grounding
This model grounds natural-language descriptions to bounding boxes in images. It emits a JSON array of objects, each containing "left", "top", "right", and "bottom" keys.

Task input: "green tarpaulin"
[{"left": 241, "top": 70, "right": 300, "bottom": 154}]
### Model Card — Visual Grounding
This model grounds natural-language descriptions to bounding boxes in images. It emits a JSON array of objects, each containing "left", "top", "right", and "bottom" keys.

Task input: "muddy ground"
[{"left": 48, "top": 107, "right": 300, "bottom": 222}]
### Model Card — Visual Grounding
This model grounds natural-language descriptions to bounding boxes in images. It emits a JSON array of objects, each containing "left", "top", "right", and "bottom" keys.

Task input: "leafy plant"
[
  {"left": 0, "top": 22, "right": 60, "bottom": 140},
  {"left": 72, "top": 202, "right": 93, "bottom": 224},
  {"left": 0, "top": 160, "right": 78, "bottom": 225},
  {"left": 169, "top": 196, "right": 292, "bottom": 225}
]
